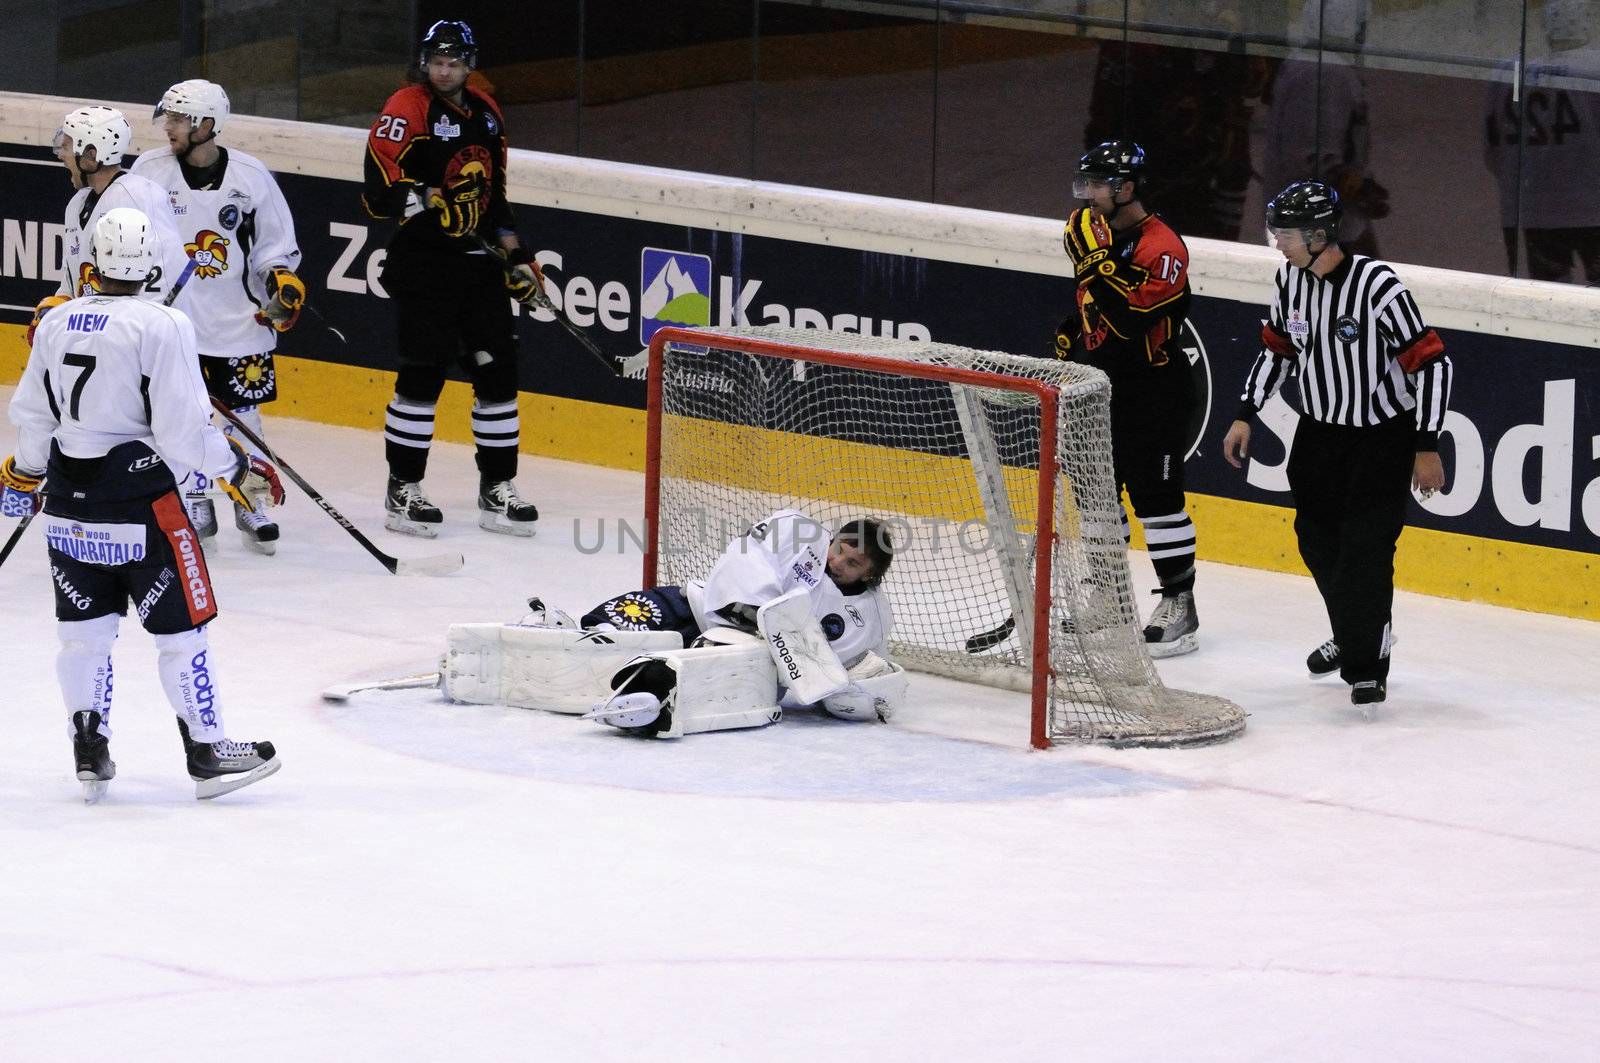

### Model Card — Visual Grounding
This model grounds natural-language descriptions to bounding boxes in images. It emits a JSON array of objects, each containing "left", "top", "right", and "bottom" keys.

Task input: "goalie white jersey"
[
  {"left": 690, "top": 509, "right": 893, "bottom": 669},
  {"left": 57, "top": 171, "right": 189, "bottom": 308},
  {"left": 130, "top": 146, "right": 301, "bottom": 357},
  {"left": 11, "top": 293, "right": 238, "bottom": 483}
]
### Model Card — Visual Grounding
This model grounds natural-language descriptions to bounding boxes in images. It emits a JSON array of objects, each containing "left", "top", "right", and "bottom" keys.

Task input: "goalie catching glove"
[
  {"left": 217, "top": 437, "right": 284, "bottom": 513},
  {"left": 1, "top": 455, "right": 44, "bottom": 518},
  {"left": 254, "top": 266, "right": 306, "bottom": 332},
  {"left": 28, "top": 294, "right": 70, "bottom": 347},
  {"left": 430, "top": 169, "right": 486, "bottom": 238},
  {"left": 503, "top": 246, "right": 547, "bottom": 305},
  {"left": 1063, "top": 207, "right": 1115, "bottom": 279}
]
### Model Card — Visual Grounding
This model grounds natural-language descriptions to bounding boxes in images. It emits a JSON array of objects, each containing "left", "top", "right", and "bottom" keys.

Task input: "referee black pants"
[{"left": 1286, "top": 414, "right": 1416, "bottom": 684}]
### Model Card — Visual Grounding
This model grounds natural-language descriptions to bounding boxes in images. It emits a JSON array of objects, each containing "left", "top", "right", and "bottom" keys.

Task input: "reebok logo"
[{"left": 769, "top": 633, "right": 803, "bottom": 682}]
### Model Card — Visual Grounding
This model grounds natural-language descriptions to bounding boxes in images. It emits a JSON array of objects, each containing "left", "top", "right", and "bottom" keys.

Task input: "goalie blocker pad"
[
  {"left": 443, "top": 623, "right": 681, "bottom": 713},
  {"left": 755, "top": 588, "right": 849, "bottom": 705}
]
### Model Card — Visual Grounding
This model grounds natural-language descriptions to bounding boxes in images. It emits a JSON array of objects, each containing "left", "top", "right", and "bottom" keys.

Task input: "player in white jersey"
[
  {"left": 132, "top": 80, "right": 307, "bottom": 553},
  {"left": 2, "top": 208, "right": 285, "bottom": 802},
  {"left": 580, "top": 511, "right": 902, "bottom": 735},
  {"left": 39, "top": 106, "right": 189, "bottom": 309},
  {"left": 437, "top": 510, "right": 903, "bottom": 736}
]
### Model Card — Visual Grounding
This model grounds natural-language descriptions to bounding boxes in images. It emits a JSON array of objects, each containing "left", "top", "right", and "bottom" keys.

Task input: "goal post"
[{"left": 643, "top": 325, "right": 1246, "bottom": 749}]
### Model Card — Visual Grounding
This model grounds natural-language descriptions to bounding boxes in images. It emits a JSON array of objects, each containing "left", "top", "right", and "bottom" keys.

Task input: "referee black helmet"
[{"left": 1267, "top": 180, "right": 1342, "bottom": 242}]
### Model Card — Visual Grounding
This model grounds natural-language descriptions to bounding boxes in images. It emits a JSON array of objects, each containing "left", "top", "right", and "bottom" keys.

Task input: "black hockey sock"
[{"left": 385, "top": 396, "right": 436, "bottom": 483}]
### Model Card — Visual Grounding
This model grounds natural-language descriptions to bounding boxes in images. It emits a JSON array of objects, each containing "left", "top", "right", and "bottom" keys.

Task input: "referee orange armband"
[
  {"left": 1396, "top": 329, "right": 1445, "bottom": 373},
  {"left": 1262, "top": 322, "right": 1294, "bottom": 357}
]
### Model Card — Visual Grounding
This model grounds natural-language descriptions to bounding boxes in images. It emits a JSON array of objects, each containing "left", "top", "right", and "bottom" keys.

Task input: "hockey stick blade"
[
  {"left": 321, "top": 671, "right": 442, "bottom": 702},
  {"left": 964, "top": 615, "right": 1016, "bottom": 653},
  {"left": 211, "top": 402, "right": 461, "bottom": 578},
  {"left": 393, "top": 552, "right": 465, "bottom": 577}
]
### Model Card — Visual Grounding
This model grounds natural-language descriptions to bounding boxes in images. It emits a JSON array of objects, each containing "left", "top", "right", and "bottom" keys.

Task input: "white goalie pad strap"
[
  {"left": 443, "top": 623, "right": 680, "bottom": 713},
  {"left": 756, "top": 588, "right": 848, "bottom": 704},
  {"left": 602, "top": 642, "right": 781, "bottom": 739},
  {"left": 819, "top": 653, "right": 908, "bottom": 723}
]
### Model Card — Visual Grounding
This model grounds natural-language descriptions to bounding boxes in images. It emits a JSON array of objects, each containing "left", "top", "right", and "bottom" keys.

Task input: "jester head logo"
[
  {"left": 185, "top": 230, "right": 230, "bottom": 278},
  {"left": 76, "top": 261, "right": 100, "bottom": 295}
]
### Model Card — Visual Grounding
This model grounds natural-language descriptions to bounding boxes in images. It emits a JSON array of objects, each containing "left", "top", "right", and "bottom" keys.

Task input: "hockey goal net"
[{"left": 643, "top": 325, "right": 1245, "bottom": 748}]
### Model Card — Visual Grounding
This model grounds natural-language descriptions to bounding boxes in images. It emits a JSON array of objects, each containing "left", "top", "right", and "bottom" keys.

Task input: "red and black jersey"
[
  {"left": 1065, "top": 213, "right": 1191, "bottom": 380},
  {"left": 362, "top": 82, "right": 515, "bottom": 255}
]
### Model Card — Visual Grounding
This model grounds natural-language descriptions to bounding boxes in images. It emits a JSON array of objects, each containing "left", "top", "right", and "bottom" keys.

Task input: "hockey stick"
[
  {"left": 0, "top": 513, "right": 35, "bottom": 571},
  {"left": 209, "top": 401, "right": 464, "bottom": 577},
  {"left": 964, "top": 615, "right": 1015, "bottom": 654},
  {"left": 467, "top": 234, "right": 626, "bottom": 377},
  {"left": 0, "top": 265, "right": 196, "bottom": 575},
  {"left": 321, "top": 671, "right": 442, "bottom": 702}
]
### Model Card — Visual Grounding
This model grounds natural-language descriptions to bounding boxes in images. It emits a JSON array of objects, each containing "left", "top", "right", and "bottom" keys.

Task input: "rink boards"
[{"left": 0, "top": 91, "right": 1596, "bottom": 619}]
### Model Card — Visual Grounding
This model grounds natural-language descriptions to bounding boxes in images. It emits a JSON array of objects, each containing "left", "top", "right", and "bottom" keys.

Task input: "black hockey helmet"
[
  {"left": 420, "top": 19, "right": 478, "bottom": 69},
  {"left": 1267, "top": 180, "right": 1342, "bottom": 241},
  {"left": 1073, "top": 140, "right": 1146, "bottom": 197}
]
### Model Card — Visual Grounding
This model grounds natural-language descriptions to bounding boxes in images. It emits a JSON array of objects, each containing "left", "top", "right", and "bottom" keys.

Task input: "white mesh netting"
[{"left": 649, "top": 325, "right": 1245, "bottom": 747}]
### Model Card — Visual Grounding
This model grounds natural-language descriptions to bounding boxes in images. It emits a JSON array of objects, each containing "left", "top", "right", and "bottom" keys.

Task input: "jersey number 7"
[{"left": 60, "top": 352, "right": 97, "bottom": 420}]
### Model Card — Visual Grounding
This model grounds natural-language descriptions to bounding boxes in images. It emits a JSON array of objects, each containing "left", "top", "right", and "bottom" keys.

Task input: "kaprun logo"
[{"left": 639, "top": 248, "right": 711, "bottom": 345}]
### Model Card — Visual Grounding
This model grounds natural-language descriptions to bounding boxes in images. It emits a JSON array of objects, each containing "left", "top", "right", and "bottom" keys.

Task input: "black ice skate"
[
  {"left": 385, "top": 477, "right": 444, "bottom": 538},
  {"left": 177, "top": 718, "right": 281, "bottom": 800},
  {"left": 234, "top": 503, "right": 280, "bottom": 556},
  {"left": 1351, "top": 679, "right": 1387, "bottom": 713},
  {"left": 478, "top": 480, "right": 538, "bottom": 537},
  {"left": 72, "top": 709, "right": 115, "bottom": 805},
  {"left": 1306, "top": 632, "right": 1395, "bottom": 680},
  {"left": 187, "top": 495, "right": 218, "bottom": 541},
  {"left": 1143, "top": 589, "right": 1199, "bottom": 658}
]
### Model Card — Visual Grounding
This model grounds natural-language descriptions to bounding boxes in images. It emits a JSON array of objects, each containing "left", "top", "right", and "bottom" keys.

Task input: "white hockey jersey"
[
  {"left": 10, "top": 293, "right": 239, "bottom": 485},
  {"left": 130, "top": 146, "right": 301, "bottom": 357},
  {"left": 688, "top": 509, "right": 894, "bottom": 670},
  {"left": 57, "top": 170, "right": 191, "bottom": 310}
]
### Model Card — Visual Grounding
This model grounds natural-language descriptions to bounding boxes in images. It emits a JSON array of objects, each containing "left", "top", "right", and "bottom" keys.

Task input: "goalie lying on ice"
[{"left": 443, "top": 510, "right": 906, "bottom": 737}]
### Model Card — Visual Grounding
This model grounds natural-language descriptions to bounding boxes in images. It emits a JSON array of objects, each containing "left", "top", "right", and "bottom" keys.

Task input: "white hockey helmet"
[
  {"left": 92, "top": 207, "right": 156, "bottom": 282},
  {"left": 58, "top": 105, "right": 132, "bottom": 167},
  {"left": 154, "top": 79, "right": 230, "bottom": 132}
]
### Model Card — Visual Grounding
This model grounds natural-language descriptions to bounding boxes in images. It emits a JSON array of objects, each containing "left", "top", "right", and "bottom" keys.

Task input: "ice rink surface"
[{"left": 1, "top": 401, "right": 1596, "bottom": 1061}]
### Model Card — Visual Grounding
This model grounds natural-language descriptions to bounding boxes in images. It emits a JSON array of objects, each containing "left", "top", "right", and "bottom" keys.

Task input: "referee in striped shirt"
[{"left": 1222, "top": 180, "right": 1453, "bottom": 707}]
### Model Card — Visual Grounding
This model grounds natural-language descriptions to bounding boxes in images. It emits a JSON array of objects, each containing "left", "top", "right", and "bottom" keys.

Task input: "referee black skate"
[{"left": 1222, "top": 181, "right": 1453, "bottom": 707}]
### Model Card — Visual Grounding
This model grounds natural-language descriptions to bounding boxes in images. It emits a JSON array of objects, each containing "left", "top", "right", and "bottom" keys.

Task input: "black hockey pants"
[{"left": 1286, "top": 414, "right": 1416, "bottom": 684}]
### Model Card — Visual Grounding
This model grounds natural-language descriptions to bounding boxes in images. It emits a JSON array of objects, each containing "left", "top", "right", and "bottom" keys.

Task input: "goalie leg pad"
[
  {"left": 443, "top": 623, "right": 680, "bottom": 713},
  {"left": 590, "top": 642, "right": 782, "bottom": 739},
  {"left": 756, "top": 588, "right": 848, "bottom": 705}
]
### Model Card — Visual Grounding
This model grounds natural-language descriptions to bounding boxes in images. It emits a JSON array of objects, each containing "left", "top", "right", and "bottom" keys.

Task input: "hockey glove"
[
  {"left": 1064, "top": 207, "right": 1115, "bottom": 279},
  {"left": 254, "top": 267, "right": 306, "bottom": 333},
  {"left": 0, "top": 456, "right": 44, "bottom": 518},
  {"left": 1054, "top": 315, "right": 1080, "bottom": 360},
  {"left": 27, "top": 294, "right": 70, "bottom": 347},
  {"left": 431, "top": 170, "right": 486, "bottom": 238},
  {"left": 217, "top": 437, "right": 285, "bottom": 513},
  {"left": 503, "top": 247, "right": 547, "bottom": 305}
]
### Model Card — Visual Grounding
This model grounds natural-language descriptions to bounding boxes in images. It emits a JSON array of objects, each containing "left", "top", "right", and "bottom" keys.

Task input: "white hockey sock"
[
  {"left": 471, "top": 399, "right": 520, "bottom": 459},
  {"left": 222, "top": 404, "right": 268, "bottom": 459},
  {"left": 385, "top": 396, "right": 438, "bottom": 458},
  {"left": 57, "top": 614, "right": 120, "bottom": 735},
  {"left": 155, "top": 627, "right": 225, "bottom": 742}
]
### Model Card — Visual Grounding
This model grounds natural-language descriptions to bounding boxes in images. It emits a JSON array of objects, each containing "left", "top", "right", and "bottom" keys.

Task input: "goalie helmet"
[
  {"left": 1267, "top": 180, "right": 1342, "bottom": 240},
  {"left": 92, "top": 207, "right": 155, "bottom": 282},
  {"left": 58, "top": 105, "right": 131, "bottom": 167},
  {"left": 1073, "top": 140, "right": 1146, "bottom": 198},
  {"left": 154, "top": 79, "right": 231, "bottom": 133},
  {"left": 420, "top": 19, "right": 477, "bottom": 69}
]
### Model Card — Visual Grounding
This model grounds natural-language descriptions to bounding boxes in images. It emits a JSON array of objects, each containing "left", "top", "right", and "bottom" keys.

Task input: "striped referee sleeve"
[{"left": 1377, "top": 286, "right": 1453, "bottom": 444}]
